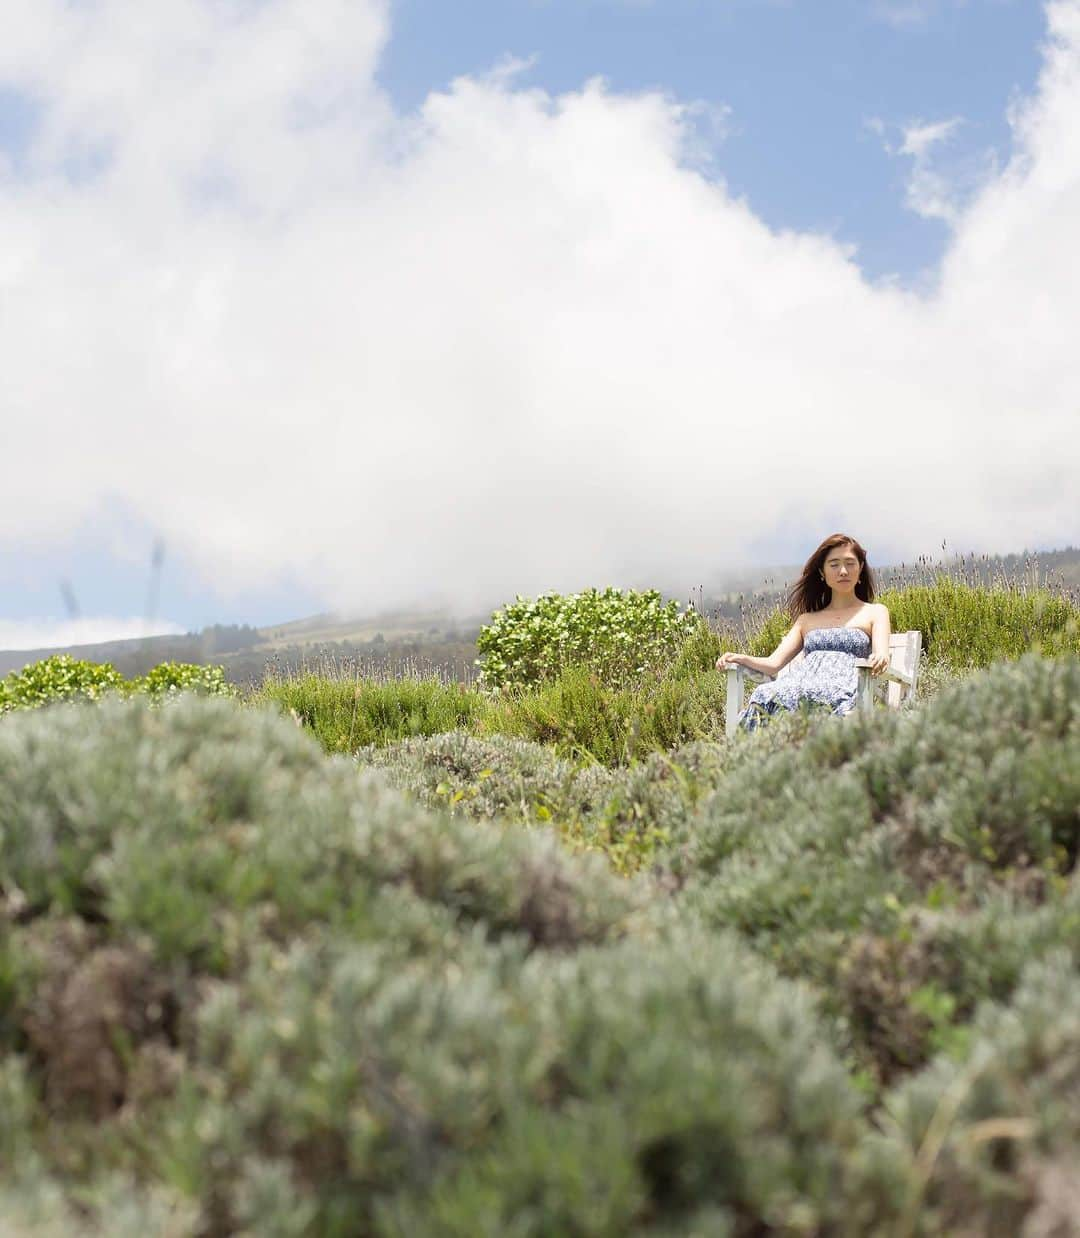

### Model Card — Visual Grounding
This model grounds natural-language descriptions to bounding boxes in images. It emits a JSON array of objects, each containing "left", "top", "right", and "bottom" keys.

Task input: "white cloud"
[
  {"left": 869, "top": 115, "right": 997, "bottom": 227},
  {"left": 899, "top": 116, "right": 968, "bottom": 223},
  {"left": 900, "top": 117, "right": 963, "bottom": 160},
  {"left": 0, "top": 0, "right": 1078, "bottom": 622},
  {"left": 0, "top": 618, "right": 186, "bottom": 653}
]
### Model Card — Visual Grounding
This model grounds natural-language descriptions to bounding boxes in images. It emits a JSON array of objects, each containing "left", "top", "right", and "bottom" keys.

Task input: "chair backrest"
[{"left": 886, "top": 630, "right": 922, "bottom": 708}]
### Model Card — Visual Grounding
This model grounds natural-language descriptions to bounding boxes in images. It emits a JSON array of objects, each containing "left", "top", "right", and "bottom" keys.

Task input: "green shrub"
[
  {"left": 173, "top": 925, "right": 864, "bottom": 1236},
  {"left": 476, "top": 588, "right": 701, "bottom": 692},
  {"left": 850, "top": 951, "right": 1080, "bottom": 1236},
  {"left": 359, "top": 733, "right": 727, "bottom": 875},
  {"left": 357, "top": 731, "right": 578, "bottom": 823},
  {"left": 0, "top": 1161, "right": 196, "bottom": 1238},
  {"left": 673, "top": 653, "right": 1080, "bottom": 1079},
  {"left": 253, "top": 661, "right": 729, "bottom": 768},
  {"left": 0, "top": 696, "right": 644, "bottom": 974},
  {"left": 667, "top": 619, "right": 725, "bottom": 677},
  {"left": 0, "top": 655, "right": 234, "bottom": 716},
  {"left": 0, "top": 695, "right": 872, "bottom": 1235},
  {"left": 131, "top": 662, "right": 233, "bottom": 699},
  {"left": 834, "top": 886, "right": 1080, "bottom": 1085},
  {"left": 5, "top": 605, "right": 1080, "bottom": 1233},
  {"left": 0, "top": 1056, "right": 37, "bottom": 1175},
  {"left": 681, "top": 651, "right": 1079, "bottom": 896},
  {"left": 0, "top": 655, "right": 125, "bottom": 713}
]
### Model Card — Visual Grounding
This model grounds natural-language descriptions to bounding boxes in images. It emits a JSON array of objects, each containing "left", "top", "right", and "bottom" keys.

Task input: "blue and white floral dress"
[{"left": 737, "top": 626, "right": 870, "bottom": 732}]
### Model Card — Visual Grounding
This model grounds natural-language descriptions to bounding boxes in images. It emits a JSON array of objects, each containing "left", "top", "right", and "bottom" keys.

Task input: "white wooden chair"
[{"left": 724, "top": 630, "right": 922, "bottom": 738}]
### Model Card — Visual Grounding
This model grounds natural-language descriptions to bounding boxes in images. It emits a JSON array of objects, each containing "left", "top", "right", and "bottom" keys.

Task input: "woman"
[{"left": 716, "top": 533, "right": 891, "bottom": 732}]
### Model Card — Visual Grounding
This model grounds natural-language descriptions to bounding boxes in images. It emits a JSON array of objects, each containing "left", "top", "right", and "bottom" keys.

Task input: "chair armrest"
[
  {"left": 727, "top": 665, "right": 774, "bottom": 685},
  {"left": 853, "top": 659, "right": 913, "bottom": 687}
]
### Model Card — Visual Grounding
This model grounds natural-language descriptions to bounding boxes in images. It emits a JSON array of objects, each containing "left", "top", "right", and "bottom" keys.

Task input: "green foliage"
[
  {"left": 0, "top": 695, "right": 869, "bottom": 1234},
  {"left": 0, "top": 654, "right": 125, "bottom": 713},
  {"left": 882, "top": 577, "right": 1080, "bottom": 669},
  {"left": 130, "top": 661, "right": 234, "bottom": 699},
  {"left": 850, "top": 951, "right": 1080, "bottom": 1235},
  {"left": 0, "top": 1157, "right": 197, "bottom": 1238},
  {"left": 359, "top": 732, "right": 729, "bottom": 875},
  {"left": 475, "top": 587, "right": 702, "bottom": 692},
  {"left": 0, "top": 696, "right": 643, "bottom": 970},
  {"left": 0, "top": 655, "right": 233, "bottom": 716},
  {"left": 175, "top": 926, "right": 863, "bottom": 1236},
  {"left": 665, "top": 617, "right": 725, "bottom": 677},
  {"left": 0, "top": 1056, "right": 37, "bottom": 1173},
  {"left": 254, "top": 672, "right": 486, "bottom": 754},
  {"left": 673, "top": 651, "right": 1080, "bottom": 1083},
  {"left": 484, "top": 662, "right": 727, "bottom": 765},
  {"left": 357, "top": 730, "right": 579, "bottom": 823},
  {"left": 743, "top": 604, "right": 794, "bottom": 658},
  {"left": 253, "top": 577, "right": 1080, "bottom": 767},
  {"left": 259, "top": 661, "right": 728, "bottom": 767},
  {"left": 5, "top": 580, "right": 1080, "bottom": 1234}
]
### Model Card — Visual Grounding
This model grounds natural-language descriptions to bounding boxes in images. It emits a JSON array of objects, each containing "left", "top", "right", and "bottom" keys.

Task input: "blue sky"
[
  {"left": 379, "top": 0, "right": 1043, "bottom": 284},
  {"left": 0, "top": 0, "right": 1075, "bottom": 648}
]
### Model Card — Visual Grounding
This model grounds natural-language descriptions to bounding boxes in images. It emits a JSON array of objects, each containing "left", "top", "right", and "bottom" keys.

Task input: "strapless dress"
[{"left": 737, "top": 626, "right": 870, "bottom": 732}]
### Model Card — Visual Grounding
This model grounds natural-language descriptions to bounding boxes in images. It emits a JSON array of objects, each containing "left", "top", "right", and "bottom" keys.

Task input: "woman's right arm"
[{"left": 716, "top": 619, "right": 803, "bottom": 676}]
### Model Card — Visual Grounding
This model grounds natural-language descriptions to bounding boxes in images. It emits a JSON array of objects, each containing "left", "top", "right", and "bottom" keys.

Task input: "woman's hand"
[
  {"left": 869, "top": 651, "right": 890, "bottom": 676},
  {"left": 715, "top": 651, "right": 745, "bottom": 671}
]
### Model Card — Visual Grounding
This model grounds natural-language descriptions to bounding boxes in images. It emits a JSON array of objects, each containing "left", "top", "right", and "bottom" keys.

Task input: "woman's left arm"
[{"left": 870, "top": 604, "right": 892, "bottom": 675}]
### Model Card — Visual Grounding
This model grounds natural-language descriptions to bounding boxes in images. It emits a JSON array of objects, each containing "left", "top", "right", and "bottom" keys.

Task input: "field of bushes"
[{"left": 1, "top": 572, "right": 1079, "bottom": 1235}]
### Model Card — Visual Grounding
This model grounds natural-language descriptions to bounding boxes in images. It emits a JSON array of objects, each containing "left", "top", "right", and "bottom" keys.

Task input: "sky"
[{"left": 1, "top": 0, "right": 1076, "bottom": 649}]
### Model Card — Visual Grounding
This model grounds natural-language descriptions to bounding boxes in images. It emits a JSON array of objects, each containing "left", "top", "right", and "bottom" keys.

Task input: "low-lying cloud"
[
  {"left": 0, "top": 617, "right": 185, "bottom": 653},
  {"left": 2, "top": 0, "right": 1078, "bottom": 622}
]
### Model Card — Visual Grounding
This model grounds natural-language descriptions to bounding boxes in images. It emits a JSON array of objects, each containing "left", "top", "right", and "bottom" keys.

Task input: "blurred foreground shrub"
[
  {"left": 3, "top": 663, "right": 1080, "bottom": 1232},
  {"left": 674, "top": 651, "right": 1080, "bottom": 1084},
  {"left": 0, "top": 694, "right": 869, "bottom": 1235},
  {"left": 0, "top": 697, "right": 641, "bottom": 974}
]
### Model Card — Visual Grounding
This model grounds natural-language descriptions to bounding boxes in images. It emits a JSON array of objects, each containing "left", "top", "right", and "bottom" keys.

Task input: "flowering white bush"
[{"left": 475, "top": 586, "right": 702, "bottom": 691}]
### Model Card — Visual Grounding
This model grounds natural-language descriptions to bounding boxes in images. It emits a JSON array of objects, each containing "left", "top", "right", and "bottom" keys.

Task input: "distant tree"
[{"left": 198, "top": 624, "right": 262, "bottom": 655}]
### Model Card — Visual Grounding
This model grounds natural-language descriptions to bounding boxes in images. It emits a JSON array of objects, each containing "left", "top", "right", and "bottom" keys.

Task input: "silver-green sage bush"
[{"left": 2, "top": 655, "right": 1080, "bottom": 1235}]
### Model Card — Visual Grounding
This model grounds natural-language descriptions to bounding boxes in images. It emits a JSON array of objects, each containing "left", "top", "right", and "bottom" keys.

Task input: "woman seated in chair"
[{"left": 716, "top": 533, "right": 891, "bottom": 732}]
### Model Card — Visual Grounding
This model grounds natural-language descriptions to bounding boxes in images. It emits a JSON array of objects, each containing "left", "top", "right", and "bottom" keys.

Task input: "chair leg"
[
  {"left": 725, "top": 668, "right": 744, "bottom": 738},
  {"left": 856, "top": 668, "right": 874, "bottom": 717}
]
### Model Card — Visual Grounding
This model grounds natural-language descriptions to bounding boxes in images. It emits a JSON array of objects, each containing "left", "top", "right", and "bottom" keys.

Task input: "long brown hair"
[{"left": 785, "top": 533, "right": 876, "bottom": 619}]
